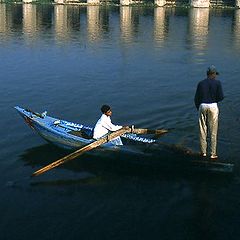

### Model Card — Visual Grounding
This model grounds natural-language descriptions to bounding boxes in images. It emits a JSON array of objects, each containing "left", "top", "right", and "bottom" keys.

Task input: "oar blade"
[{"left": 132, "top": 128, "right": 169, "bottom": 135}]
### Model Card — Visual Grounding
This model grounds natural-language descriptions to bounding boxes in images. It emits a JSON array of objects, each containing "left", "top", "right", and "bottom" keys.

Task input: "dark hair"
[{"left": 101, "top": 105, "right": 111, "bottom": 114}]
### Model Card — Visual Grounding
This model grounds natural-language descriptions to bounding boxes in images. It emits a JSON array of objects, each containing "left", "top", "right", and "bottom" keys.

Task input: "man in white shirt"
[{"left": 93, "top": 105, "right": 123, "bottom": 145}]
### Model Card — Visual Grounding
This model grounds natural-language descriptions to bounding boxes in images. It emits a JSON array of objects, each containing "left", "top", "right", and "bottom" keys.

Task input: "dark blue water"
[{"left": 1, "top": 4, "right": 240, "bottom": 240}]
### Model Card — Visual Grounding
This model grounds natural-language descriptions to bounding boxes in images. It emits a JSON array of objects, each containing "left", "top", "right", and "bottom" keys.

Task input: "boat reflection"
[
  {"left": 20, "top": 144, "right": 69, "bottom": 168},
  {"left": 19, "top": 139, "right": 232, "bottom": 183}
]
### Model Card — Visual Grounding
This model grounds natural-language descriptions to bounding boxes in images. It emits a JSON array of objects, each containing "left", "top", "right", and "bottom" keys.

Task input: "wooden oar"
[
  {"left": 131, "top": 127, "right": 168, "bottom": 135},
  {"left": 56, "top": 122, "right": 169, "bottom": 136},
  {"left": 22, "top": 110, "right": 169, "bottom": 137},
  {"left": 32, "top": 126, "right": 131, "bottom": 177}
]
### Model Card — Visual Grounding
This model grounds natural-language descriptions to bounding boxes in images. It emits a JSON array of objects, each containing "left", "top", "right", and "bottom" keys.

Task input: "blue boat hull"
[
  {"left": 15, "top": 106, "right": 154, "bottom": 151},
  {"left": 15, "top": 107, "right": 113, "bottom": 150}
]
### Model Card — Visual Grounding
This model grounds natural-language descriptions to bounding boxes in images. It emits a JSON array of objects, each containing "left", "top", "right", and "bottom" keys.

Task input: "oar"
[
  {"left": 32, "top": 126, "right": 131, "bottom": 177},
  {"left": 22, "top": 110, "right": 170, "bottom": 137},
  {"left": 55, "top": 121, "right": 169, "bottom": 136},
  {"left": 131, "top": 127, "right": 169, "bottom": 135}
]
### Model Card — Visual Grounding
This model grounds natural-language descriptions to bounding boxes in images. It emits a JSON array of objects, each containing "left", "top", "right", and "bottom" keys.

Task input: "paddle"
[
  {"left": 130, "top": 126, "right": 169, "bottom": 135},
  {"left": 32, "top": 126, "right": 131, "bottom": 177}
]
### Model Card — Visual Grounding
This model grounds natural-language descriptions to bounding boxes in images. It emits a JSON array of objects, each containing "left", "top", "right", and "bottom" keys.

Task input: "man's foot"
[{"left": 210, "top": 155, "right": 218, "bottom": 160}]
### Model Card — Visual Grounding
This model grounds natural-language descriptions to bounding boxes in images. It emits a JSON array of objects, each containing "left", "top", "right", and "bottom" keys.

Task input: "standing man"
[
  {"left": 93, "top": 105, "right": 124, "bottom": 145},
  {"left": 194, "top": 65, "right": 224, "bottom": 159}
]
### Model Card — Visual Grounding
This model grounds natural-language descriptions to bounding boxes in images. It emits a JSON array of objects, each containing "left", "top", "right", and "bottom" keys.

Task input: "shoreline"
[{"left": 0, "top": 1, "right": 238, "bottom": 9}]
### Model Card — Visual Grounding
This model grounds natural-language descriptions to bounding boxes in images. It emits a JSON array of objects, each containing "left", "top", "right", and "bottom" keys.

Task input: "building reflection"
[
  {"left": 154, "top": 7, "right": 167, "bottom": 46},
  {"left": 1, "top": 4, "right": 239, "bottom": 53},
  {"left": 188, "top": 8, "right": 209, "bottom": 50},
  {"left": 37, "top": 5, "right": 54, "bottom": 31},
  {"left": 99, "top": 6, "right": 110, "bottom": 34},
  {"left": 87, "top": 6, "right": 101, "bottom": 42},
  {"left": 0, "top": 4, "right": 21, "bottom": 41},
  {"left": 0, "top": 4, "right": 7, "bottom": 34},
  {"left": 54, "top": 5, "right": 69, "bottom": 42},
  {"left": 11, "top": 5, "right": 23, "bottom": 31},
  {"left": 232, "top": 9, "right": 240, "bottom": 50},
  {"left": 120, "top": 6, "right": 133, "bottom": 43},
  {"left": 23, "top": 4, "right": 37, "bottom": 41},
  {"left": 66, "top": 6, "right": 81, "bottom": 31}
]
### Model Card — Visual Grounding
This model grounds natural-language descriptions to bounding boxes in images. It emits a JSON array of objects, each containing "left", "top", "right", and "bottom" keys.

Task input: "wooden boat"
[
  {"left": 15, "top": 106, "right": 234, "bottom": 174},
  {"left": 15, "top": 106, "right": 156, "bottom": 151}
]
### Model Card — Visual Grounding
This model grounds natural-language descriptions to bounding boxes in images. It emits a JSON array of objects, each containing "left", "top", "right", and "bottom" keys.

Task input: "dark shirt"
[{"left": 194, "top": 78, "right": 224, "bottom": 110}]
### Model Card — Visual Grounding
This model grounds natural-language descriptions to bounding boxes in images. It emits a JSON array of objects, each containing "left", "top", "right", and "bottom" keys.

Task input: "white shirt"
[{"left": 93, "top": 114, "right": 122, "bottom": 139}]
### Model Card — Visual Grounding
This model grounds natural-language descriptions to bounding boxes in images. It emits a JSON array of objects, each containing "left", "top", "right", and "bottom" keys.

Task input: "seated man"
[{"left": 93, "top": 105, "right": 123, "bottom": 145}]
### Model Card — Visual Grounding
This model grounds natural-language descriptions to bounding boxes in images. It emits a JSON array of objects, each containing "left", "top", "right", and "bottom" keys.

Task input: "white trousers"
[{"left": 198, "top": 103, "right": 219, "bottom": 156}]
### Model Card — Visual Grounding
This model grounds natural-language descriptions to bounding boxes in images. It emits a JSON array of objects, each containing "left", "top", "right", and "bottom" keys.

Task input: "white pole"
[{"left": 190, "top": 0, "right": 210, "bottom": 8}]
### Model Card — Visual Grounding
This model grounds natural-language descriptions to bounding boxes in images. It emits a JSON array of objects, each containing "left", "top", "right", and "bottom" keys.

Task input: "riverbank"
[{"left": 0, "top": 0, "right": 237, "bottom": 8}]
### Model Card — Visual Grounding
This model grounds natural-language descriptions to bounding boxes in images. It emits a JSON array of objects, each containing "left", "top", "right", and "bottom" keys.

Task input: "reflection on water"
[
  {"left": 120, "top": 6, "right": 133, "bottom": 43},
  {"left": 20, "top": 144, "right": 67, "bottom": 168},
  {"left": 188, "top": 8, "right": 209, "bottom": 50},
  {"left": 154, "top": 7, "right": 167, "bottom": 46},
  {"left": 54, "top": 5, "right": 69, "bottom": 42},
  {"left": 23, "top": 4, "right": 37, "bottom": 41},
  {"left": 0, "top": 4, "right": 240, "bottom": 50},
  {"left": 19, "top": 143, "right": 212, "bottom": 188},
  {"left": 233, "top": 9, "right": 240, "bottom": 49},
  {"left": 0, "top": 4, "right": 6, "bottom": 34},
  {"left": 87, "top": 6, "right": 101, "bottom": 42}
]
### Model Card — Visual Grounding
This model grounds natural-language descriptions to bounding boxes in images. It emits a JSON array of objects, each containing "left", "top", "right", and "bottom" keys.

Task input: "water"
[{"left": 1, "top": 4, "right": 240, "bottom": 240}]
